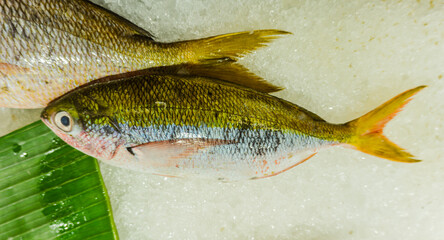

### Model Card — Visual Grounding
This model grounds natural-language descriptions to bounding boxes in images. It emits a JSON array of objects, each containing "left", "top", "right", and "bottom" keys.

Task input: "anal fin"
[{"left": 254, "top": 152, "right": 317, "bottom": 180}]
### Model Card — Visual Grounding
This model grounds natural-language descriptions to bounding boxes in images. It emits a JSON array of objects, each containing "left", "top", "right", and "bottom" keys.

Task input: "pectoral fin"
[{"left": 127, "top": 138, "right": 234, "bottom": 168}]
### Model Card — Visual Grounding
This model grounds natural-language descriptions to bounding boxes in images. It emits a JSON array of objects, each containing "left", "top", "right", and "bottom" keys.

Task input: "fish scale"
[
  {"left": 42, "top": 73, "right": 425, "bottom": 180},
  {"left": 0, "top": 0, "right": 289, "bottom": 108},
  {"left": 42, "top": 74, "right": 342, "bottom": 180}
]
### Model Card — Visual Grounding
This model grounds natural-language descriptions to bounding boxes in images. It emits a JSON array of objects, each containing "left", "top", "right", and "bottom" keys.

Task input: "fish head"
[{"left": 41, "top": 94, "right": 121, "bottom": 161}]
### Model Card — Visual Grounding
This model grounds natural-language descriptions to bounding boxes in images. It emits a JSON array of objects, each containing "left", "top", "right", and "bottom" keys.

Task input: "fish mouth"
[{"left": 40, "top": 110, "right": 50, "bottom": 124}]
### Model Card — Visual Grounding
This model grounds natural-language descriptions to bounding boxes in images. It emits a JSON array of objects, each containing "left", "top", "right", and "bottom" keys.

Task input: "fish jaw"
[{"left": 41, "top": 116, "right": 87, "bottom": 152}]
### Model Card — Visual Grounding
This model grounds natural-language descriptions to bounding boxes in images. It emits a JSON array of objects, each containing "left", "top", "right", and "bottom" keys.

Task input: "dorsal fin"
[
  {"left": 83, "top": 0, "right": 155, "bottom": 40},
  {"left": 177, "top": 61, "right": 283, "bottom": 93},
  {"left": 97, "top": 62, "right": 281, "bottom": 94},
  {"left": 88, "top": 62, "right": 284, "bottom": 94},
  {"left": 300, "top": 109, "right": 327, "bottom": 122}
]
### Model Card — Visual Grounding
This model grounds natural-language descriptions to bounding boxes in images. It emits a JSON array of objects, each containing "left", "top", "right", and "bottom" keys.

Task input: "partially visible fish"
[
  {"left": 0, "top": 0, "right": 288, "bottom": 108},
  {"left": 41, "top": 70, "right": 425, "bottom": 181}
]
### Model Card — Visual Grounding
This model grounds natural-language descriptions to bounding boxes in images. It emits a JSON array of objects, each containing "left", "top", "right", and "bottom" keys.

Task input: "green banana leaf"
[{"left": 0, "top": 121, "right": 119, "bottom": 239}]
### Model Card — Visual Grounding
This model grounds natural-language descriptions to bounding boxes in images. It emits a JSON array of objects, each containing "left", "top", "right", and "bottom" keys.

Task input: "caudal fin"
[
  {"left": 346, "top": 86, "right": 426, "bottom": 163},
  {"left": 183, "top": 29, "right": 291, "bottom": 63}
]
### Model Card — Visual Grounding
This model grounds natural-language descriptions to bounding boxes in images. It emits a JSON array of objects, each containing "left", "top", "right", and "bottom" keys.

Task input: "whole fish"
[
  {"left": 0, "top": 0, "right": 287, "bottom": 108},
  {"left": 41, "top": 72, "right": 425, "bottom": 181}
]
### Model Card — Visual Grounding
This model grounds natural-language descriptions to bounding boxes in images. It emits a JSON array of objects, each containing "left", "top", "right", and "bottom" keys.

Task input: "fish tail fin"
[
  {"left": 183, "top": 29, "right": 291, "bottom": 63},
  {"left": 345, "top": 86, "right": 426, "bottom": 163}
]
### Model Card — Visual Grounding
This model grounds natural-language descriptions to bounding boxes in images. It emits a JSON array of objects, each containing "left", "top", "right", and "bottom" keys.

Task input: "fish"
[
  {"left": 41, "top": 70, "right": 425, "bottom": 181},
  {"left": 0, "top": 0, "right": 288, "bottom": 108}
]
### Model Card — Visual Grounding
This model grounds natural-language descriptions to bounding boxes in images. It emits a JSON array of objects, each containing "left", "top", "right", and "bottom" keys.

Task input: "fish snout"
[{"left": 40, "top": 110, "right": 50, "bottom": 122}]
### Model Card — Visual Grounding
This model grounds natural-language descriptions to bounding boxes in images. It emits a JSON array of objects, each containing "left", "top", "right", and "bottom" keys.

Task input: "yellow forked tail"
[
  {"left": 345, "top": 86, "right": 426, "bottom": 163},
  {"left": 185, "top": 29, "right": 291, "bottom": 62},
  {"left": 171, "top": 29, "right": 290, "bottom": 93}
]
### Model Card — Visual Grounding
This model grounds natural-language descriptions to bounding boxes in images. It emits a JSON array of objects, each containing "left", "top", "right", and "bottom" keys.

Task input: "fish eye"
[{"left": 54, "top": 111, "right": 73, "bottom": 132}]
